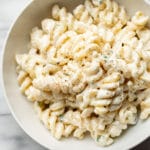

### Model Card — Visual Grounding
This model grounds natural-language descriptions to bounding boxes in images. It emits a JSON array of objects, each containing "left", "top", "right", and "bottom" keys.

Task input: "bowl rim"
[{"left": 1, "top": 0, "right": 150, "bottom": 150}]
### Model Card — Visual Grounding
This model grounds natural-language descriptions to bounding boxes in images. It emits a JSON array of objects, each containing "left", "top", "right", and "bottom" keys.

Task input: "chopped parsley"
[
  {"left": 102, "top": 55, "right": 109, "bottom": 61},
  {"left": 103, "top": 55, "right": 108, "bottom": 59},
  {"left": 98, "top": 0, "right": 103, "bottom": 4},
  {"left": 59, "top": 114, "right": 64, "bottom": 120},
  {"left": 96, "top": 136, "right": 100, "bottom": 142}
]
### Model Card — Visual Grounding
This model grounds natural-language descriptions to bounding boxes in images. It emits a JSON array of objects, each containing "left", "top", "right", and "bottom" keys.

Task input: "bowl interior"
[{"left": 2, "top": 0, "right": 150, "bottom": 150}]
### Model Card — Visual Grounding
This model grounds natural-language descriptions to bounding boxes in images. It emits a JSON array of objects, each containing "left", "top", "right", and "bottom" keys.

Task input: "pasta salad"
[{"left": 15, "top": 0, "right": 150, "bottom": 146}]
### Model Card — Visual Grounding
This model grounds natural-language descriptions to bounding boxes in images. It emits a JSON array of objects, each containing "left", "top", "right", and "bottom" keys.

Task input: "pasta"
[{"left": 15, "top": 0, "right": 150, "bottom": 147}]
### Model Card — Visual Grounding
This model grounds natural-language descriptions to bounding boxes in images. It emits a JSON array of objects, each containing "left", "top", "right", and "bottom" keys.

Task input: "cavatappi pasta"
[{"left": 15, "top": 0, "right": 150, "bottom": 146}]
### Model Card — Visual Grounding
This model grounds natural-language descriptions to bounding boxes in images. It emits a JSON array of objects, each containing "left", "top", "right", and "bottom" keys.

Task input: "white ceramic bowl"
[{"left": 1, "top": 0, "right": 150, "bottom": 150}]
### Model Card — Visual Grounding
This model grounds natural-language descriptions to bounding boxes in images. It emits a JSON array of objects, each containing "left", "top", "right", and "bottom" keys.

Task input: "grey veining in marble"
[
  {"left": 0, "top": 115, "right": 45, "bottom": 150},
  {"left": 0, "top": 0, "right": 149, "bottom": 150}
]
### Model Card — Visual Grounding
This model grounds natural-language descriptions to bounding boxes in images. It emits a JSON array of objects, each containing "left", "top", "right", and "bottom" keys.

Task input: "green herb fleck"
[
  {"left": 96, "top": 136, "right": 100, "bottom": 142},
  {"left": 103, "top": 55, "right": 108, "bottom": 61},
  {"left": 59, "top": 114, "right": 64, "bottom": 120},
  {"left": 104, "top": 55, "right": 108, "bottom": 59},
  {"left": 98, "top": 0, "right": 103, "bottom": 4}
]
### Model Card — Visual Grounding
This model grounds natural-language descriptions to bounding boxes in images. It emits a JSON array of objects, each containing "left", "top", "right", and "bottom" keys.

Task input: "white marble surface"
[{"left": 0, "top": 0, "right": 149, "bottom": 150}]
